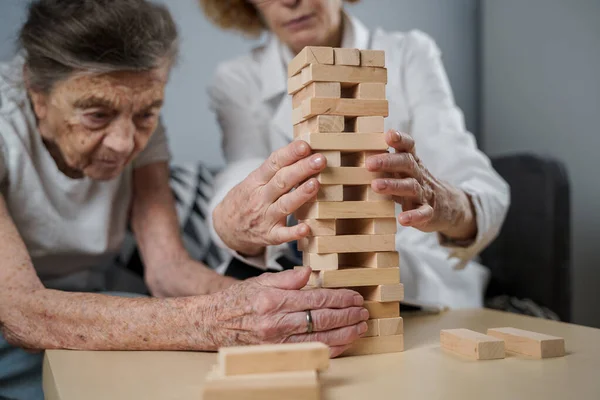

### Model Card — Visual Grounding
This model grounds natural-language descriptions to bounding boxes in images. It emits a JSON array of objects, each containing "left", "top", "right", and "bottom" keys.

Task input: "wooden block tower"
[{"left": 289, "top": 47, "right": 404, "bottom": 356}]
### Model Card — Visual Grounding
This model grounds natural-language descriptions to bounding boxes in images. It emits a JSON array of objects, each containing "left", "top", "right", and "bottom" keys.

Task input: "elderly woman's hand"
[
  {"left": 366, "top": 130, "right": 477, "bottom": 241},
  {"left": 204, "top": 267, "right": 368, "bottom": 357},
  {"left": 213, "top": 141, "right": 326, "bottom": 256}
]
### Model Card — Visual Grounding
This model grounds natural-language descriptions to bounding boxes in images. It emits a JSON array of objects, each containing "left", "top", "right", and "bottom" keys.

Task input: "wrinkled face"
[
  {"left": 29, "top": 66, "right": 169, "bottom": 181},
  {"left": 252, "top": 0, "right": 343, "bottom": 54}
]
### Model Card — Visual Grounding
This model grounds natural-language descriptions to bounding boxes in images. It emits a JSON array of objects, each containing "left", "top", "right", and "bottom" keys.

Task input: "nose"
[{"left": 103, "top": 119, "right": 135, "bottom": 157}]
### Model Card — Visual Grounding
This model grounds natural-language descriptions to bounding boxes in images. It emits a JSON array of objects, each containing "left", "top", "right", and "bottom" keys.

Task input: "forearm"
[
  {"left": 1, "top": 288, "right": 218, "bottom": 351},
  {"left": 438, "top": 186, "right": 478, "bottom": 241}
]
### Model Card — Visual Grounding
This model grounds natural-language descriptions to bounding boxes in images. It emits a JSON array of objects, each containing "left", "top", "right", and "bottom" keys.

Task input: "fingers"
[
  {"left": 398, "top": 204, "right": 434, "bottom": 227},
  {"left": 384, "top": 130, "right": 416, "bottom": 154},
  {"left": 330, "top": 344, "right": 352, "bottom": 358},
  {"left": 254, "top": 141, "right": 312, "bottom": 184},
  {"left": 261, "top": 153, "right": 326, "bottom": 202},
  {"left": 266, "top": 178, "right": 319, "bottom": 221},
  {"left": 284, "top": 321, "right": 368, "bottom": 347},
  {"left": 280, "top": 288, "right": 364, "bottom": 313},
  {"left": 268, "top": 223, "right": 311, "bottom": 246},
  {"left": 372, "top": 177, "right": 423, "bottom": 201},
  {"left": 255, "top": 267, "right": 312, "bottom": 290},
  {"left": 366, "top": 152, "right": 421, "bottom": 180},
  {"left": 283, "top": 307, "right": 369, "bottom": 336}
]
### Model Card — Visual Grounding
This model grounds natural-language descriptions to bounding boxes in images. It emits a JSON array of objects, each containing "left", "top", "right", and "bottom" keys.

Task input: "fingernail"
[
  {"left": 358, "top": 321, "right": 368, "bottom": 334},
  {"left": 399, "top": 214, "right": 410, "bottom": 224},
  {"left": 297, "top": 142, "right": 309, "bottom": 154},
  {"left": 375, "top": 180, "right": 388, "bottom": 190},
  {"left": 306, "top": 179, "right": 316, "bottom": 190},
  {"left": 391, "top": 131, "right": 401, "bottom": 142},
  {"left": 353, "top": 295, "right": 364, "bottom": 306},
  {"left": 360, "top": 309, "right": 370, "bottom": 320},
  {"left": 311, "top": 155, "right": 325, "bottom": 169},
  {"left": 367, "top": 157, "right": 382, "bottom": 170}
]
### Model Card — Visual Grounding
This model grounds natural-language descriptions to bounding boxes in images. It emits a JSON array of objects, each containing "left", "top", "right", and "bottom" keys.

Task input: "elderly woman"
[
  {"left": 201, "top": 0, "right": 510, "bottom": 307},
  {"left": 0, "top": 1, "right": 368, "bottom": 398}
]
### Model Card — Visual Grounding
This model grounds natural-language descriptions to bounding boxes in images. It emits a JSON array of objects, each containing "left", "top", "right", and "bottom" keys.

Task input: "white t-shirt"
[{"left": 0, "top": 55, "right": 171, "bottom": 289}]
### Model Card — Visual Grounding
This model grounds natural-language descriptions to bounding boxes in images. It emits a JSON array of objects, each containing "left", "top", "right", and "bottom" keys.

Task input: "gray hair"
[{"left": 19, "top": 0, "right": 179, "bottom": 93}]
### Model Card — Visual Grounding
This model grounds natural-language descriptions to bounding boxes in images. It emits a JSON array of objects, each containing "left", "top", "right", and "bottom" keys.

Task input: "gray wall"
[
  {"left": 0, "top": 0, "right": 479, "bottom": 167},
  {"left": 482, "top": 0, "right": 600, "bottom": 327}
]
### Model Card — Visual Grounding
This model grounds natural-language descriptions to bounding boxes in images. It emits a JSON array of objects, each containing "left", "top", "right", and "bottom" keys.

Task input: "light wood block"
[
  {"left": 303, "top": 234, "right": 396, "bottom": 254},
  {"left": 316, "top": 167, "right": 384, "bottom": 185},
  {"left": 360, "top": 49, "right": 385, "bottom": 67},
  {"left": 297, "top": 133, "right": 388, "bottom": 151},
  {"left": 293, "top": 98, "right": 388, "bottom": 125},
  {"left": 377, "top": 317, "right": 404, "bottom": 336},
  {"left": 364, "top": 301, "right": 400, "bottom": 319},
  {"left": 292, "top": 82, "right": 341, "bottom": 109},
  {"left": 307, "top": 267, "right": 400, "bottom": 288},
  {"left": 334, "top": 48, "right": 360, "bottom": 66},
  {"left": 339, "top": 252, "right": 399, "bottom": 268},
  {"left": 440, "top": 329, "right": 505, "bottom": 360},
  {"left": 204, "top": 369, "right": 319, "bottom": 400},
  {"left": 294, "top": 201, "right": 395, "bottom": 220},
  {"left": 487, "top": 327, "right": 565, "bottom": 358},
  {"left": 336, "top": 218, "right": 397, "bottom": 235},
  {"left": 288, "top": 46, "right": 334, "bottom": 77},
  {"left": 341, "top": 151, "right": 386, "bottom": 167},
  {"left": 294, "top": 115, "right": 344, "bottom": 137},
  {"left": 343, "top": 185, "right": 392, "bottom": 201},
  {"left": 302, "top": 252, "right": 338, "bottom": 270},
  {"left": 351, "top": 284, "right": 404, "bottom": 302},
  {"left": 288, "top": 63, "right": 388, "bottom": 94},
  {"left": 302, "top": 219, "right": 336, "bottom": 236},
  {"left": 218, "top": 342, "right": 329, "bottom": 376},
  {"left": 347, "top": 83, "right": 386, "bottom": 100},
  {"left": 345, "top": 116, "right": 385, "bottom": 133},
  {"left": 364, "top": 319, "right": 379, "bottom": 337},
  {"left": 315, "top": 184, "right": 343, "bottom": 201},
  {"left": 320, "top": 150, "right": 341, "bottom": 167},
  {"left": 343, "top": 335, "right": 404, "bottom": 356}
]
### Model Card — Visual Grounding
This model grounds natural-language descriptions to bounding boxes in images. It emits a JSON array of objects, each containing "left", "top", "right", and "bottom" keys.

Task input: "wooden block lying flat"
[
  {"left": 336, "top": 218, "right": 397, "bottom": 235},
  {"left": 308, "top": 267, "right": 400, "bottom": 288},
  {"left": 345, "top": 116, "right": 385, "bottom": 133},
  {"left": 487, "top": 327, "right": 565, "bottom": 358},
  {"left": 377, "top": 317, "right": 404, "bottom": 336},
  {"left": 294, "top": 201, "right": 395, "bottom": 220},
  {"left": 351, "top": 284, "right": 404, "bottom": 302},
  {"left": 360, "top": 50, "right": 385, "bottom": 67},
  {"left": 343, "top": 185, "right": 392, "bottom": 201},
  {"left": 204, "top": 369, "right": 319, "bottom": 400},
  {"left": 302, "top": 252, "right": 338, "bottom": 270},
  {"left": 289, "top": 63, "right": 388, "bottom": 94},
  {"left": 338, "top": 251, "right": 399, "bottom": 268},
  {"left": 363, "top": 301, "right": 400, "bottom": 319},
  {"left": 316, "top": 167, "right": 384, "bottom": 185},
  {"left": 298, "top": 133, "right": 388, "bottom": 151},
  {"left": 304, "top": 234, "right": 396, "bottom": 254},
  {"left": 316, "top": 184, "right": 343, "bottom": 201},
  {"left": 292, "top": 82, "right": 341, "bottom": 109},
  {"left": 294, "top": 115, "right": 345, "bottom": 137},
  {"left": 334, "top": 48, "right": 360, "bottom": 66},
  {"left": 302, "top": 219, "right": 336, "bottom": 236},
  {"left": 288, "top": 46, "right": 334, "bottom": 77},
  {"left": 349, "top": 83, "right": 386, "bottom": 100},
  {"left": 218, "top": 342, "right": 329, "bottom": 376},
  {"left": 319, "top": 150, "right": 341, "bottom": 167},
  {"left": 293, "top": 98, "right": 389, "bottom": 125},
  {"left": 440, "top": 329, "right": 505, "bottom": 360},
  {"left": 343, "top": 334, "right": 403, "bottom": 356},
  {"left": 364, "top": 319, "right": 379, "bottom": 337}
]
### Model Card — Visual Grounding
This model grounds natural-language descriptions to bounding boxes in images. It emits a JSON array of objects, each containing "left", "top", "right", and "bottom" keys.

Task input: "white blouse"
[{"left": 207, "top": 13, "right": 510, "bottom": 308}]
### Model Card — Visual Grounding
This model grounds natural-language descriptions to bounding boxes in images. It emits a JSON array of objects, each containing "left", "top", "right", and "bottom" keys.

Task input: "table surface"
[{"left": 43, "top": 309, "right": 600, "bottom": 400}]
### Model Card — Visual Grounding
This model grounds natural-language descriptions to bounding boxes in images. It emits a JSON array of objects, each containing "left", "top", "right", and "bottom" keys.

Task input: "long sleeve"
[{"left": 401, "top": 31, "right": 510, "bottom": 268}]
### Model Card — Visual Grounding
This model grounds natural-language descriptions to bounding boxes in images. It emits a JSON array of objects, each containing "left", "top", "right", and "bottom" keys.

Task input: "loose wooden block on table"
[
  {"left": 440, "top": 329, "right": 505, "bottom": 360},
  {"left": 339, "top": 251, "right": 399, "bottom": 268},
  {"left": 343, "top": 185, "right": 391, "bottom": 201},
  {"left": 294, "top": 115, "right": 344, "bottom": 137},
  {"left": 288, "top": 64, "right": 388, "bottom": 95},
  {"left": 334, "top": 48, "right": 360, "bottom": 66},
  {"left": 307, "top": 267, "right": 400, "bottom": 288},
  {"left": 303, "top": 234, "right": 396, "bottom": 254},
  {"left": 203, "top": 369, "right": 319, "bottom": 400},
  {"left": 218, "top": 342, "right": 329, "bottom": 376},
  {"left": 292, "top": 98, "right": 389, "bottom": 125},
  {"left": 487, "top": 327, "right": 565, "bottom": 358},
  {"left": 316, "top": 167, "right": 384, "bottom": 185},
  {"left": 360, "top": 49, "right": 386, "bottom": 67},
  {"left": 345, "top": 116, "right": 385, "bottom": 133},
  {"left": 288, "top": 46, "right": 334, "bottom": 77},
  {"left": 292, "top": 82, "right": 341, "bottom": 109},
  {"left": 294, "top": 201, "right": 395, "bottom": 220},
  {"left": 297, "top": 133, "right": 388, "bottom": 151},
  {"left": 363, "top": 301, "right": 400, "bottom": 319},
  {"left": 343, "top": 334, "right": 404, "bottom": 356},
  {"left": 351, "top": 284, "right": 404, "bottom": 302}
]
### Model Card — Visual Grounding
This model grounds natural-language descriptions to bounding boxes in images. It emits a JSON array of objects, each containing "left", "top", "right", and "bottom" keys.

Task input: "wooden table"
[{"left": 43, "top": 309, "right": 600, "bottom": 399}]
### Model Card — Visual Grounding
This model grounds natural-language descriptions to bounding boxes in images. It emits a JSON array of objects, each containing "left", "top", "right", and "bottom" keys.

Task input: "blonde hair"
[{"left": 199, "top": 0, "right": 360, "bottom": 37}]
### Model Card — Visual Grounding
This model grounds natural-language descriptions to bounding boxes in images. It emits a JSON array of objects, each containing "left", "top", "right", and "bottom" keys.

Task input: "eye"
[{"left": 82, "top": 109, "right": 114, "bottom": 129}]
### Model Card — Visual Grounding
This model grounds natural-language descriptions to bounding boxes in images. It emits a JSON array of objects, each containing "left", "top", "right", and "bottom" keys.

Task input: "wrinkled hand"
[
  {"left": 366, "top": 130, "right": 477, "bottom": 240},
  {"left": 205, "top": 267, "right": 369, "bottom": 357},
  {"left": 213, "top": 141, "right": 327, "bottom": 256}
]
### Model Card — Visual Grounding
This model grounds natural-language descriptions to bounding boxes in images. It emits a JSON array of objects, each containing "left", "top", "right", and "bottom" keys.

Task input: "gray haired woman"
[{"left": 0, "top": 1, "right": 368, "bottom": 398}]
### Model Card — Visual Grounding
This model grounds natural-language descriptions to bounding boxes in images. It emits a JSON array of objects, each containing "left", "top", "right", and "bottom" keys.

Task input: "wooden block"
[
  {"left": 293, "top": 98, "right": 388, "bottom": 125},
  {"left": 360, "top": 50, "right": 385, "bottom": 67},
  {"left": 364, "top": 320, "right": 379, "bottom": 337},
  {"left": 302, "top": 219, "right": 336, "bottom": 236},
  {"left": 348, "top": 83, "right": 386, "bottom": 100},
  {"left": 316, "top": 184, "right": 343, "bottom": 201},
  {"left": 486, "top": 327, "right": 565, "bottom": 358},
  {"left": 364, "top": 301, "right": 400, "bottom": 319},
  {"left": 336, "top": 218, "right": 397, "bottom": 235},
  {"left": 292, "top": 82, "right": 341, "bottom": 109},
  {"left": 218, "top": 342, "right": 329, "bottom": 376},
  {"left": 298, "top": 133, "right": 388, "bottom": 151},
  {"left": 288, "top": 46, "right": 334, "bottom": 77},
  {"left": 294, "top": 115, "right": 344, "bottom": 137},
  {"left": 343, "top": 185, "right": 392, "bottom": 201},
  {"left": 294, "top": 201, "right": 395, "bottom": 220},
  {"left": 351, "top": 284, "right": 404, "bottom": 302},
  {"left": 316, "top": 167, "right": 384, "bottom": 185},
  {"left": 308, "top": 267, "right": 399, "bottom": 288},
  {"left": 304, "top": 234, "right": 396, "bottom": 254},
  {"left": 343, "top": 334, "right": 403, "bottom": 356},
  {"left": 319, "top": 150, "right": 341, "bottom": 167},
  {"left": 334, "top": 48, "right": 360, "bottom": 66},
  {"left": 339, "top": 252, "right": 399, "bottom": 268},
  {"left": 288, "top": 64, "right": 387, "bottom": 95},
  {"left": 377, "top": 317, "right": 404, "bottom": 336},
  {"left": 345, "top": 116, "right": 385, "bottom": 133},
  {"left": 302, "top": 253, "right": 338, "bottom": 270},
  {"left": 341, "top": 151, "right": 386, "bottom": 167},
  {"left": 440, "top": 329, "right": 505, "bottom": 360},
  {"left": 204, "top": 369, "right": 319, "bottom": 400}
]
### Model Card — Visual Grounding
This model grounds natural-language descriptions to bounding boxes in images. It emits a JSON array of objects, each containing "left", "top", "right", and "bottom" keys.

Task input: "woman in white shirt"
[{"left": 201, "top": 0, "right": 510, "bottom": 308}]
